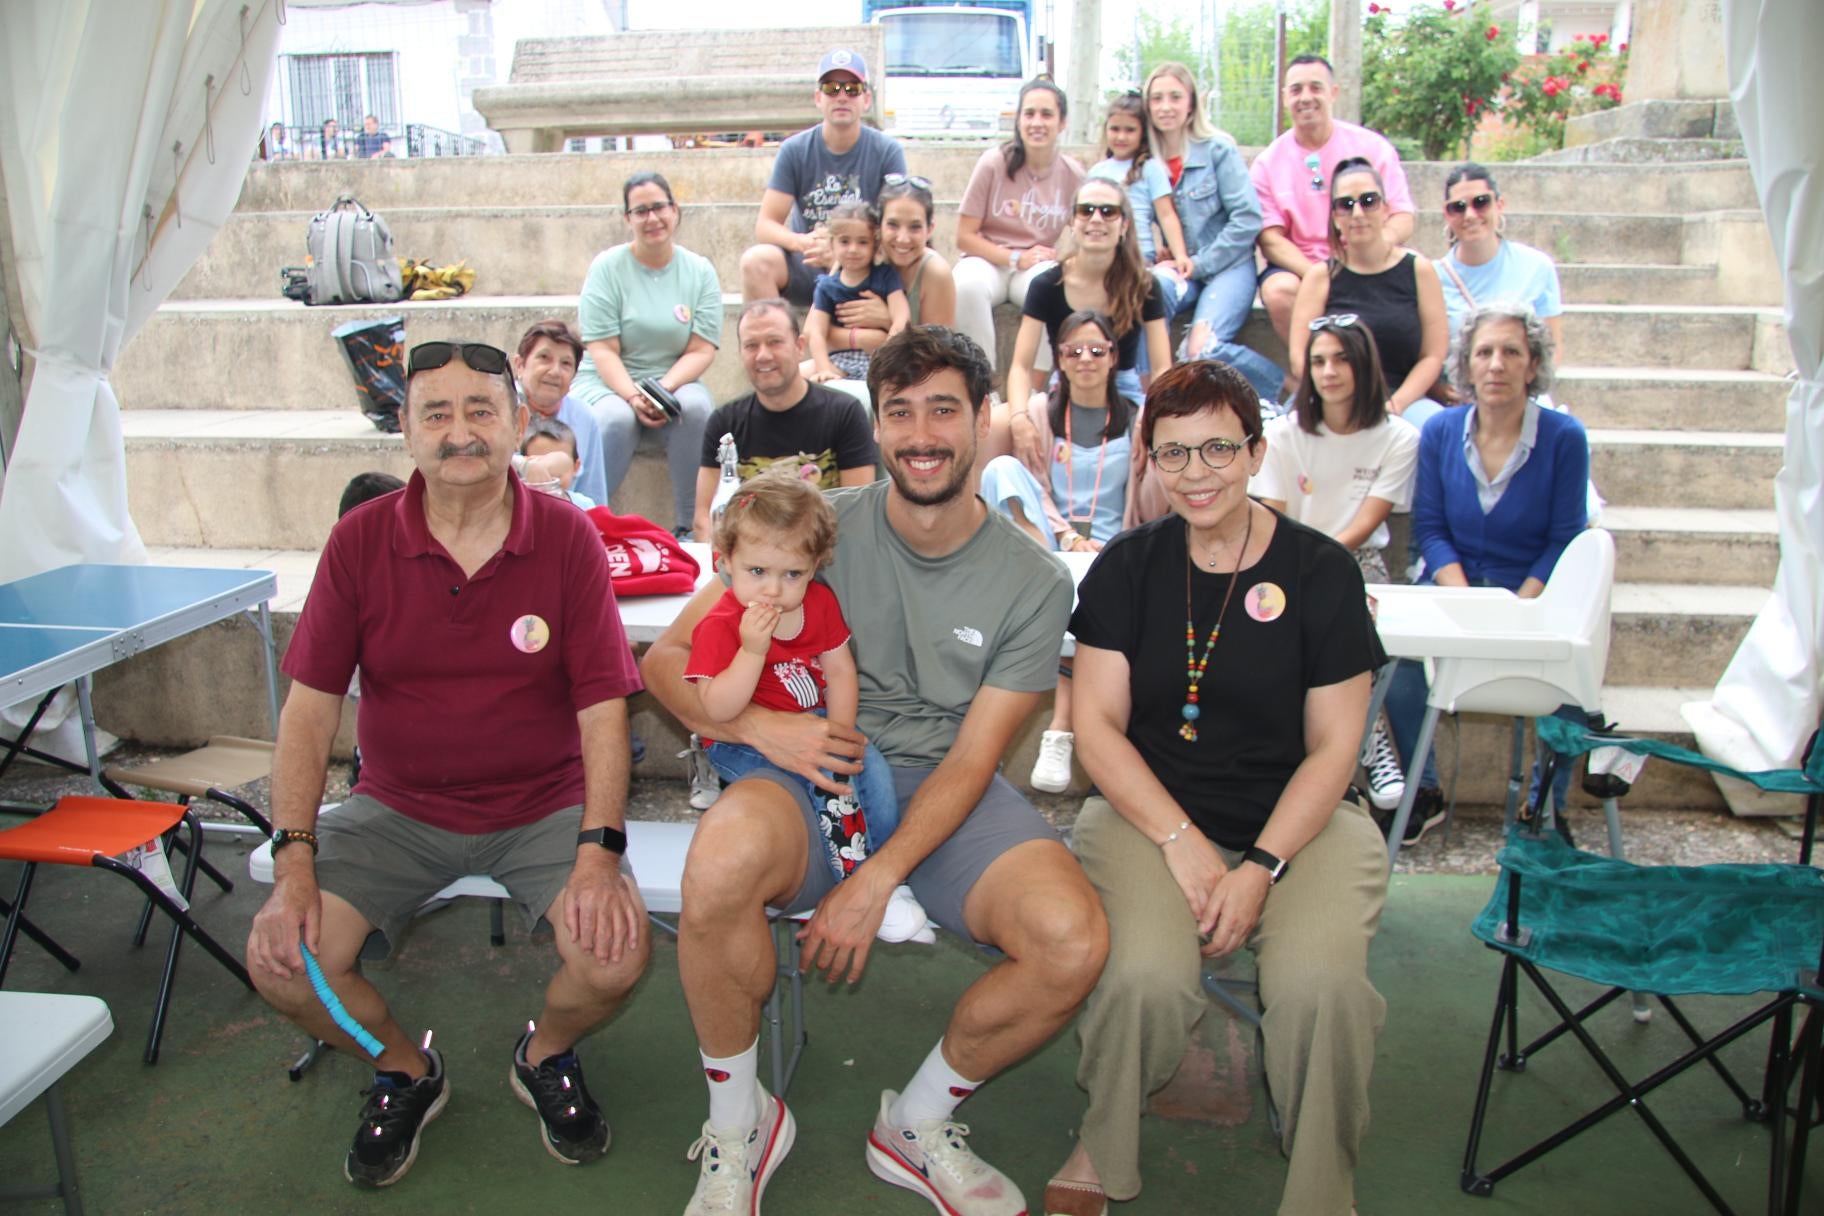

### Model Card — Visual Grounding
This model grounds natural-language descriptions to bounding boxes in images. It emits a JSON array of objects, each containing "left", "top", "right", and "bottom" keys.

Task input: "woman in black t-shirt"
[{"left": 1041, "top": 360, "right": 1390, "bottom": 1216}]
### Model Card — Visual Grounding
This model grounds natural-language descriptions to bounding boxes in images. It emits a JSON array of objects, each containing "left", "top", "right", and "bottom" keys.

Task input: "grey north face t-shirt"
[
  {"left": 824, "top": 481, "right": 1073, "bottom": 766},
  {"left": 767, "top": 124, "right": 908, "bottom": 234}
]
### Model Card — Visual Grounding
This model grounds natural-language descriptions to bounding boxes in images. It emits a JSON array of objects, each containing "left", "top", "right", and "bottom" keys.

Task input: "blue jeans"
[
  {"left": 1145, "top": 259, "right": 1283, "bottom": 400},
  {"left": 707, "top": 726, "right": 899, "bottom": 865}
]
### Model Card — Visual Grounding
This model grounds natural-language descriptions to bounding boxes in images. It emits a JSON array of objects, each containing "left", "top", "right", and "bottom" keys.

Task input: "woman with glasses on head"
[
  {"left": 979, "top": 308, "right": 1166, "bottom": 793},
  {"left": 570, "top": 171, "right": 722, "bottom": 537},
  {"left": 1385, "top": 302, "right": 1591, "bottom": 847},
  {"left": 1288, "top": 156, "right": 1448, "bottom": 429},
  {"left": 1139, "top": 62, "right": 1280, "bottom": 399},
  {"left": 952, "top": 76, "right": 1086, "bottom": 368},
  {"left": 830, "top": 174, "right": 956, "bottom": 333},
  {"left": 1043, "top": 359, "right": 1388, "bottom": 1216},
  {"left": 1437, "top": 163, "right": 1564, "bottom": 381}
]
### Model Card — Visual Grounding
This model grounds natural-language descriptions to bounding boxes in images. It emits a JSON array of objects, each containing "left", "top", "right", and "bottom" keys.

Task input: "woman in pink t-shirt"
[{"left": 952, "top": 77, "right": 1086, "bottom": 374}]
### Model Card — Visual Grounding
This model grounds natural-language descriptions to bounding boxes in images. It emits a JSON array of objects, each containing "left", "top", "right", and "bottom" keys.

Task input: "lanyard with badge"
[{"left": 1061, "top": 404, "right": 1110, "bottom": 540}]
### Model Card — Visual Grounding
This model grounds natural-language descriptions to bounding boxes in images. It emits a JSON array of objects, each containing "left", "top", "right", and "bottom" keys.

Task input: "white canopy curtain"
[
  {"left": 0, "top": 0, "right": 282, "bottom": 582},
  {"left": 1685, "top": 0, "right": 1823, "bottom": 807}
]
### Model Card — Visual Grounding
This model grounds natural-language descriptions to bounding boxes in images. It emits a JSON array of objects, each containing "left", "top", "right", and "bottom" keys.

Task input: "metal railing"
[
  {"left": 404, "top": 124, "right": 492, "bottom": 158},
  {"left": 259, "top": 123, "right": 492, "bottom": 162}
]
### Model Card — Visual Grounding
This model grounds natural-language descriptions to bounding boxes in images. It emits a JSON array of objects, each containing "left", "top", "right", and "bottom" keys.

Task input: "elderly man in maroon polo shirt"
[{"left": 245, "top": 340, "right": 648, "bottom": 1189}]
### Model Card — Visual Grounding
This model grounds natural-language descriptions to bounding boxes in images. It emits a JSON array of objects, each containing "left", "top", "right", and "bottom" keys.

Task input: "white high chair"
[{"left": 1382, "top": 528, "right": 1621, "bottom": 869}]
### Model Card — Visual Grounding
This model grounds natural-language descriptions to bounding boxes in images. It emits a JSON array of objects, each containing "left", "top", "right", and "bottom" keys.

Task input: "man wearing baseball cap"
[{"left": 739, "top": 48, "right": 908, "bottom": 305}]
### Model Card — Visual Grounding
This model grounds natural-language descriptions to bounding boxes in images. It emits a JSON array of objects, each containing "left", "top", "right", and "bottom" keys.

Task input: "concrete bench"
[{"left": 472, "top": 26, "right": 885, "bottom": 154}]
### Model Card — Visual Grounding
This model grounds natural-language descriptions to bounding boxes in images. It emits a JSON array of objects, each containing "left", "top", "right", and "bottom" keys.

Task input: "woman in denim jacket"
[{"left": 1141, "top": 62, "right": 1280, "bottom": 399}]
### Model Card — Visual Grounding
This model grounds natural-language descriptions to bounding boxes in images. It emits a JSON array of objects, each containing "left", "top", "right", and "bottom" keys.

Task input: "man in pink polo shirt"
[
  {"left": 1251, "top": 53, "right": 1415, "bottom": 341},
  {"left": 245, "top": 340, "right": 648, "bottom": 1189}
]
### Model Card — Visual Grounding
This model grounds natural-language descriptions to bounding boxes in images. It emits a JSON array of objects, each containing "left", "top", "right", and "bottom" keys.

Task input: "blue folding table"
[{"left": 0, "top": 564, "right": 280, "bottom": 787}]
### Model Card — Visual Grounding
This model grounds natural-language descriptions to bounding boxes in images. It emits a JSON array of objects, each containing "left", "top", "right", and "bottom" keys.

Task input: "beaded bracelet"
[{"left": 1158, "top": 821, "right": 1193, "bottom": 848}]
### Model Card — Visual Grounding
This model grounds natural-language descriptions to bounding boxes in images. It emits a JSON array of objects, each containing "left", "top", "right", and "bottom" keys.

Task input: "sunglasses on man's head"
[
  {"left": 818, "top": 80, "right": 866, "bottom": 96},
  {"left": 408, "top": 341, "right": 515, "bottom": 386},
  {"left": 882, "top": 172, "right": 933, "bottom": 190},
  {"left": 1074, "top": 202, "right": 1121, "bottom": 219},
  {"left": 1445, "top": 193, "right": 1496, "bottom": 217},
  {"left": 1332, "top": 191, "right": 1384, "bottom": 214}
]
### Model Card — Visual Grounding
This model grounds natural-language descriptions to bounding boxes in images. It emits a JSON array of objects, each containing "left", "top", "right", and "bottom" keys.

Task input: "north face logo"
[{"left": 952, "top": 626, "right": 983, "bottom": 647}]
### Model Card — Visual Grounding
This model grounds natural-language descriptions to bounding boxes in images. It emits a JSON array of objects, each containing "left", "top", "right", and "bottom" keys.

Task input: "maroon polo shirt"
[{"left": 282, "top": 470, "right": 642, "bottom": 833}]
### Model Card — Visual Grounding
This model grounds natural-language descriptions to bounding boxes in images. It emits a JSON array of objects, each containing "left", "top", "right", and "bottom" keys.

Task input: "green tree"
[{"left": 1362, "top": 0, "right": 1520, "bottom": 160}]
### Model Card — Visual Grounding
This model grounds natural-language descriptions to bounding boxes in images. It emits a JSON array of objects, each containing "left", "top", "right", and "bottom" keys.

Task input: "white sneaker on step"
[
  {"left": 1030, "top": 730, "right": 1074, "bottom": 793},
  {"left": 1365, "top": 721, "right": 1407, "bottom": 812}
]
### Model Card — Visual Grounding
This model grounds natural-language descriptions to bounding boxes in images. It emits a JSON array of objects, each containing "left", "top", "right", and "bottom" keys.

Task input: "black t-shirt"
[
  {"left": 699, "top": 382, "right": 878, "bottom": 488},
  {"left": 1021, "top": 264, "right": 1166, "bottom": 372},
  {"left": 1070, "top": 509, "right": 1385, "bottom": 849}
]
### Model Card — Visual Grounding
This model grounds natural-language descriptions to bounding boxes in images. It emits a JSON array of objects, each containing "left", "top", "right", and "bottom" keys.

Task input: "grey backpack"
[{"left": 301, "top": 195, "right": 403, "bottom": 305}]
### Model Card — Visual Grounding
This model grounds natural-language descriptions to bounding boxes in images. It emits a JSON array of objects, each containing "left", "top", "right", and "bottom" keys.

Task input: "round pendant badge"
[
  {"left": 1297, "top": 473, "right": 1313, "bottom": 495},
  {"left": 1245, "top": 582, "right": 1286, "bottom": 623},
  {"left": 673, "top": 304, "right": 691, "bottom": 324},
  {"left": 510, "top": 614, "right": 550, "bottom": 654}
]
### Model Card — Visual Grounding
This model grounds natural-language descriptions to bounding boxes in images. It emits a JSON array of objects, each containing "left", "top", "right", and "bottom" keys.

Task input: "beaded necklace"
[{"left": 1179, "top": 504, "right": 1254, "bottom": 742}]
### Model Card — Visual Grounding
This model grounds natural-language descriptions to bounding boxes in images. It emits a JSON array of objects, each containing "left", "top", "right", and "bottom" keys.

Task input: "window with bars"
[{"left": 284, "top": 52, "right": 400, "bottom": 131}]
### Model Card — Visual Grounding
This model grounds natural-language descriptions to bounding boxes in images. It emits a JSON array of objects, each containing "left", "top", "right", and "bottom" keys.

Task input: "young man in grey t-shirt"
[
  {"left": 644, "top": 326, "right": 1104, "bottom": 1216},
  {"left": 739, "top": 47, "right": 909, "bottom": 306}
]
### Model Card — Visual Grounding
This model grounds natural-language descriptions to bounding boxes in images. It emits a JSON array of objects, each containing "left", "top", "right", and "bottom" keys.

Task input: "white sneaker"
[
  {"left": 681, "top": 733, "right": 721, "bottom": 812},
  {"left": 683, "top": 1086, "right": 795, "bottom": 1215},
  {"left": 865, "top": 1089, "right": 1025, "bottom": 1216},
  {"left": 877, "top": 885, "right": 936, "bottom": 945},
  {"left": 1029, "top": 730, "right": 1074, "bottom": 794},
  {"left": 1365, "top": 720, "right": 1407, "bottom": 812}
]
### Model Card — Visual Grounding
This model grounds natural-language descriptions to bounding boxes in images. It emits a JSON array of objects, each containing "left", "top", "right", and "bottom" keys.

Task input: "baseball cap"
[{"left": 817, "top": 48, "right": 868, "bottom": 82}]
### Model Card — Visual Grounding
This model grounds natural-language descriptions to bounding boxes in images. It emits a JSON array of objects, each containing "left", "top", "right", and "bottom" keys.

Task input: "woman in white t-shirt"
[{"left": 1252, "top": 313, "right": 1418, "bottom": 812}]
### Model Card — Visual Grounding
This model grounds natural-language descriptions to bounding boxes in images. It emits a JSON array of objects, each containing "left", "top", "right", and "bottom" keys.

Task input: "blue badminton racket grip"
[{"left": 300, "top": 941, "right": 384, "bottom": 1059}]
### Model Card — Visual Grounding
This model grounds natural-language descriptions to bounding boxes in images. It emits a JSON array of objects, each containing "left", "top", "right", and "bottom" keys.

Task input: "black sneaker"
[
  {"left": 345, "top": 1048, "right": 449, "bottom": 1188},
  {"left": 510, "top": 1029, "right": 611, "bottom": 1164},
  {"left": 1402, "top": 787, "right": 1447, "bottom": 845}
]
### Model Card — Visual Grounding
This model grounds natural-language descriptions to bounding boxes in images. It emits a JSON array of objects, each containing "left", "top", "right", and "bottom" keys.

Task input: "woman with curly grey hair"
[{"left": 1383, "top": 302, "right": 1591, "bottom": 843}]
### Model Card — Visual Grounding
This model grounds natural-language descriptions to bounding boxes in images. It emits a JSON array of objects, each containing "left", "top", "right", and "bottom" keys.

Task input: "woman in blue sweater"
[{"left": 1386, "top": 302, "right": 1590, "bottom": 843}]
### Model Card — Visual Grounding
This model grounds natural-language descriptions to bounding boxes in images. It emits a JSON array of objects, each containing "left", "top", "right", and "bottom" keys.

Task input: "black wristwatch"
[
  {"left": 271, "top": 828, "right": 319, "bottom": 856},
  {"left": 1241, "top": 845, "right": 1288, "bottom": 885},
  {"left": 576, "top": 826, "right": 628, "bottom": 856}
]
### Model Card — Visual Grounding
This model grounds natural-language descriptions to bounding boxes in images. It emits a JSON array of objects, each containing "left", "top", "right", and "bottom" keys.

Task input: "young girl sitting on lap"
[
  {"left": 684, "top": 469, "right": 928, "bottom": 934},
  {"left": 805, "top": 201, "right": 910, "bottom": 383}
]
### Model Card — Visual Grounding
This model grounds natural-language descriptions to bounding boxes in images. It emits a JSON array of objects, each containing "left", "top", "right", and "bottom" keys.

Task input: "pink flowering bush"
[
  {"left": 1362, "top": 0, "right": 1520, "bottom": 159},
  {"left": 1503, "top": 33, "right": 1629, "bottom": 148}
]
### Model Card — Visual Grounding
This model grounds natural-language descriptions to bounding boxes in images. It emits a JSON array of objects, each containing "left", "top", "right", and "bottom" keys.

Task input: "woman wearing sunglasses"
[
  {"left": 1001, "top": 178, "right": 1169, "bottom": 421},
  {"left": 1437, "top": 163, "right": 1564, "bottom": 375},
  {"left": 1043, "top": 359, "right": 1387, "bottom": 1216},
  {"left": 952, "top": 76, "right": 1086, "bottom": 369},
  {"left": 1288, "top": 157, "right": 1448, "bottom": 429},
  {"left": 570, "top": 171, "right": 721, "bottom": 536},
  {"left": 829, "top": 175, "right": 956, "bottom": 335}
]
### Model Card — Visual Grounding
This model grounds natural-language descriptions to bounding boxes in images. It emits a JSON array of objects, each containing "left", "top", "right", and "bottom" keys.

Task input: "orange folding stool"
[{"left": 0, "top": 796, "right": 253, "bottom": 1064}]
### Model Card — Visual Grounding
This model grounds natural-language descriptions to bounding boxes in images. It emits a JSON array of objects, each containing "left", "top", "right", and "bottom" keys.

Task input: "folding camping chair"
[
  {"left": 1460, "top": 722, "right": 1824, "bottom": 1215},
  {"left": 0, "top": 796, "right": 254, "bottom": 1064}
]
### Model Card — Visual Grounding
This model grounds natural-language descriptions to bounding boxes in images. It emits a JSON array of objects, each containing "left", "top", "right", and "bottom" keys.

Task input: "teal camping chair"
[{"left": 1460, "top": 720, "right": 1824, "bottom": 1215}]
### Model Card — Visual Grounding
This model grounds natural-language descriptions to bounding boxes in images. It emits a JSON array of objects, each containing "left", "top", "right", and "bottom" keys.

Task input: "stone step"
[
  {"left": 90, "top": 548, "right": 1744, "bottom": 812},
  {"left": 1531, "top": 140, "right": 1745, "bottom": 165},
  {"left": 1555, "top": 367, "right": 1791, "bottom": 432},
  {"left": 1588, "top": 428, "right": 1782, "bottom": 510},
  {"left": 1557, "top": 263, "right": 1722, "bottom": 306},
  {"left": 1600, "top": 506, "right": 1780, "bottom": 586},
  {"left": 172, "top": 203, "right": 1711, "bottom": 303},
  {"left": 115, "top": 295, "right": 1792, "bottom": 414},
  {"left": 1607, "top": 583, "right": 1764, "bottom": 689},
  {"left": 231, "top": 151, "right": 1759, "bottom": 216}
]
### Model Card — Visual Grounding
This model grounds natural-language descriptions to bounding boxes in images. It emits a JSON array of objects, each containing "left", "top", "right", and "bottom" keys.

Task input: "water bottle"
[{"left": 708, "top": 432, "right": 741, "bottom": 522}]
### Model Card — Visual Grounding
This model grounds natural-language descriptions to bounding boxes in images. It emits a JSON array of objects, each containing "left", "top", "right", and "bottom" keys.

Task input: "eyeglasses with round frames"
[
  {"left": 1073, "top": 202, "right": 1121, "bottom": 219},
  {"left": 1307, "top": 313, "right": 1360, "bottom": 331},
  {"left": 1445, "top": 192, "right": 1497, "bottom": 217},
  {"left": 1332, "top": 191, "right": 1384, "bottom": 214},
  {"left": 1060, "top": 343, "right": 1112, "bottom": 360},
  {"left": 626, "top": 201, "right": 673, "bottom": 219},
  {"left": 1148, "top": 437, "right": 1247, "bottom": 472},
  {"left": 818, "top": 80, "right": 866, "bottom": 97}
]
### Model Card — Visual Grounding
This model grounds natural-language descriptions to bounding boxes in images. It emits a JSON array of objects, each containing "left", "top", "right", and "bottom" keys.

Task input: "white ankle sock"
[
  {"left": 702, "top": 1038, "right": 761, "bottom": 1132},
  {"left": 890, "top": 1038, "right": 980, "bottom": 1127}
]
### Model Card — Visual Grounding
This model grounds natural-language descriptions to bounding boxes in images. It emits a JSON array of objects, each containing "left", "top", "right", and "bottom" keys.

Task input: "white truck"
[{"left": 865, "top": 1, "right": 1044, "bottom": 139}]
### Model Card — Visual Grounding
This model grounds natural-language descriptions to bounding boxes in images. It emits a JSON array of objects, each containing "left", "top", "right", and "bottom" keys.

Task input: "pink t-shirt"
[
  {"left": 1249, "top": 120, "right": 1415, "bottom": 264},
  {"left": 959, "top": 145, "right": 1086, "bottom": 252}
]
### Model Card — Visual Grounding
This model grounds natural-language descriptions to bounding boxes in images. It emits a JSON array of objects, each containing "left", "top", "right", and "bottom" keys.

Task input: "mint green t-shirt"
[{"left": 574, "top": 243, "right": 723, "bottom": 388}]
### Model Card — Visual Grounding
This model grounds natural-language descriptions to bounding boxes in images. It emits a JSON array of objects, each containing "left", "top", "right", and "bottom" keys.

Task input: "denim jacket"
[{"left": 1176, "top": 136, "right": 1263, "bottom": 283}]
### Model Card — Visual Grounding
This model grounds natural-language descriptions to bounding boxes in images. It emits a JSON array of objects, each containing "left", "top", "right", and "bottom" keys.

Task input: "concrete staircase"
[{"left": 102, "top": 147, "right": 1792, "bottom": 810}]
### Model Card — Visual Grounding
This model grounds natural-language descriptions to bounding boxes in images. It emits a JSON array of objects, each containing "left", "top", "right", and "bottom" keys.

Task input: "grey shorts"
[
  {"left": 744, "top": 764, "right": 1061, "bottom": 943},
  {"left": 782, "top": 247, "right": 819, "bottom": 306},
  {"left": 315, "top": 794, "right": 631, "bottom": 958}
]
